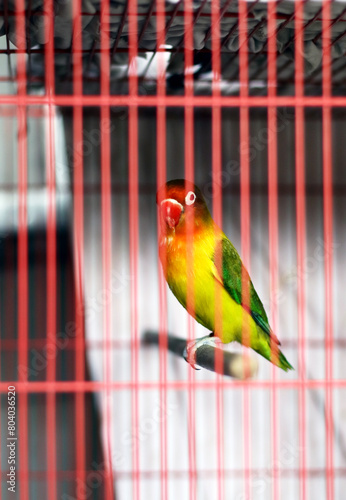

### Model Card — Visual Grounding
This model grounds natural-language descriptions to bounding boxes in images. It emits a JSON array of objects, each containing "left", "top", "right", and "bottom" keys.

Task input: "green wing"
[{"left": 213, "top": 236, "right": 279, "bottom": 343}]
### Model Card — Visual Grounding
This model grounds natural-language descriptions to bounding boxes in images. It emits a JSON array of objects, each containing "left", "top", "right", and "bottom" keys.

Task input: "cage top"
[{"left": 1, "top": 0, "right": 346, "bottom": 95}]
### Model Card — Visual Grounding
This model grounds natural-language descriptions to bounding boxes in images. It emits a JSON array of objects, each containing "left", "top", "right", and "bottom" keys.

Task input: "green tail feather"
[
  {"left": 278, "top": 351, "right": 294, "bottom": 372},
  {"left": 252, "top": 344, "right": 294, "bottom": 372}
]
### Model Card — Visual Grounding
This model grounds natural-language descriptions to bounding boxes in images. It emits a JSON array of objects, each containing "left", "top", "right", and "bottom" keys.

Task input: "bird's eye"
[{"left": 185, "top": 191, "right": 196, "bottom": 206}]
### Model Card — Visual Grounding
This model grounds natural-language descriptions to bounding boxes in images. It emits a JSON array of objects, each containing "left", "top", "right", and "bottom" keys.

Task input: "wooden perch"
[{"left": 143, "top": 331, "right": 258, "bottom": 379}]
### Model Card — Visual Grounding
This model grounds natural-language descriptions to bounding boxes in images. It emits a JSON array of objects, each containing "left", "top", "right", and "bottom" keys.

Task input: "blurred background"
[{"left": 0, "top": 1, "right": 346, "bottom": 499}]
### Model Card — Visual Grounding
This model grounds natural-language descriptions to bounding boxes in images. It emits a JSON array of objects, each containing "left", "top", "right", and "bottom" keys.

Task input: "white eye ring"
[{"left": 185, "top": 191, "right": 196, "bottom": 206}]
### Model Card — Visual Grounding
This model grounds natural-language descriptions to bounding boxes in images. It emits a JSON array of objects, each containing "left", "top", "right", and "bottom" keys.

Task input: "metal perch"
[{"left": 143, "top": 331, "right": 258, "bottom": 379}]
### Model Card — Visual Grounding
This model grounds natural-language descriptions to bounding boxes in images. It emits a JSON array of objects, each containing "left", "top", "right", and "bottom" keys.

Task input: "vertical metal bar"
[
  {"left": 128, "top": 1, "right": 140, "bottom": 499},
  {"left": 211, "top": 1, "right": 224, "bottom": 499},
  {"left": 238, "top": 1, "right": 251, "bottom": 498},
  {"left": 72, "top": 0, "right": 86, "bottom": 492},
  {"left": 156, "top": 1, "right": 168, "bottom": 499},
  {"left": 100, "top": 1, "right": 115, "bottom": 498},
  {"left": 45, "top": 0, "right": 57, "bottom": 497},
  {"left": 322, "top": 2, "right": 334, "bottom": 499},
  {"left": 16, "top": 0, "right": 29, "bottom": 499},
  {"left": 294, "top": 2, "right": 307, "bottom": 500},
  {"left": 267, "top": 2, "right": 280, "bottom": 499},
  {"left": 183, "top": 1, "right": 197, "bottom": 499}
]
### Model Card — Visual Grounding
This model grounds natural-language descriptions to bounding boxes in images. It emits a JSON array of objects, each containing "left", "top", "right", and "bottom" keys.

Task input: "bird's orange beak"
[{"left": 160, "top": 199, "right": 183, "bottom": 228}]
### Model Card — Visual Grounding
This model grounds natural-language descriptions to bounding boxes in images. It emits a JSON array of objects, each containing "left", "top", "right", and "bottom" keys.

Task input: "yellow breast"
[{"left": 160, "top": 229, "right": 256, "bottom": 343}]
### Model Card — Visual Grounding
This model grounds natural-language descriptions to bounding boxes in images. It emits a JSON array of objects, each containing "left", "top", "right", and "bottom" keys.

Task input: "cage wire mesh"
[{"left": 0, "top": 0, "right": 345, "bottom": 499}]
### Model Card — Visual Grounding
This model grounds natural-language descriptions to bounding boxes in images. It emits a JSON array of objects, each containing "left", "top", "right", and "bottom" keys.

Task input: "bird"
[{"left": 156, "top": 179, "right": 293, "bottom": 372}]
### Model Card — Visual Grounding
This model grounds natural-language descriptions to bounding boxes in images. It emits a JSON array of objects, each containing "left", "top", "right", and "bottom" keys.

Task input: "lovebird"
[{"left": 156, "top": 179, "right": 293, "bottom": 372}]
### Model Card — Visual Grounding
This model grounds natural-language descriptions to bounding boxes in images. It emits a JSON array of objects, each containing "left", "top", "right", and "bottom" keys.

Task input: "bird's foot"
[{"left": 183, "top": 334, "right": 222, "bottom": 370}]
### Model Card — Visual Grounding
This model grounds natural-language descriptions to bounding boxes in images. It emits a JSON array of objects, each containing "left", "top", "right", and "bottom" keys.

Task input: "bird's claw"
[
  {"left": 183, "top": 342, "right": 201, "bottom": 369},
  {"left": 183, "top": 346, "right": 201, "bottom": 370},
  {"left": 183, "top": 335, "right": 222, "bottom": 370}
]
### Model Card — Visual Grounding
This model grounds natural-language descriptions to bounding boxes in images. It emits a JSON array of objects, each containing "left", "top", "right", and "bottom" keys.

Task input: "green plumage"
[{"left": 215, "top": 237, "right": 293, "bottom": 372}]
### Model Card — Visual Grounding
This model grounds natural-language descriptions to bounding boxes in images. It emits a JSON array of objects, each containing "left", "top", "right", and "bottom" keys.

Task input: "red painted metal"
[
  {"left": 322, "top": 3, "right": 335, "bottom": 500},
  {"left": 211, "top": 2, "right": 224, "bottom": 500},
  {"left": 16, "top": 1, "right": 29, "bottom": 499},
  {"left": 1, "top": 94, "right": 346, "bottom": 107},
  {"left": 72, "top": 0, "right": 87, "bottom": 496},
  {"left": 267, "top": 2, "right": 279, "bottom": 500},
  {"left": 100, "top": 2, "right": 115, "bottom": 499},
  {"left": 156, "top": 2, "right": 168, "bottom": 499},
  {"left": 238, "top": 2, "right": 251, "bottom": 500},
  {"left": 295, "top": 3, "right": 307, "bottom": 500},
  {"left": 45, "top": 0, "right": 57, "bottom": 498},
  {"left": 184, "top": 3, "right": 197, "bottom": 500},
  {"left": 0, "top": 378, "right": 344, "bottom": 393},
  {"left": 128, "top": 2, "right": 140, "bottom": 500}
]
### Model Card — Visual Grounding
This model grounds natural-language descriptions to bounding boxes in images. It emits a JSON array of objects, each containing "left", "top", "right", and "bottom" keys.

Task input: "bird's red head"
[{"left": 156, "top": 179, "right": 211, "bottom": 233}]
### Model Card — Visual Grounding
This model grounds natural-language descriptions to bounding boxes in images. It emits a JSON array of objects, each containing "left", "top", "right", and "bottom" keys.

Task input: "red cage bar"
[
  {"left": 16, "top": 1, "right": 29, "bottom": 499},
  {"left": 184, "top": 3, "right": 197, "bottom": 500},
  {"left": 156, "top": 2, "right": 168, "bottom": 500},
  {"left": 267, "top": 1, "right": 279, "bottom": 499},
  {"left": 211, "top": 1, "right": 224, "bottom": 499},
  {"left": 322, "top": 3, "right": 334, "bottom": 500},
  {"left": 295, "top": 3, "right": 307, "bottom": 500},
  {"left": 100, "top": 1, "right": 115, "bottom": 498},
  {"left": 295, "top": 2, "right": 306, "bottom": 499},
  {"left": 45, "top": 1, "right": 57, "bottom": 499},
  {"left": 238, "top": 2, "right": 252, "bottom": 499},
  {"left": 72, "top": 0, "right": 87, "bottom": 496},
  {"left": 129, "top": 2, "right": 140, "bottom": 500}
]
